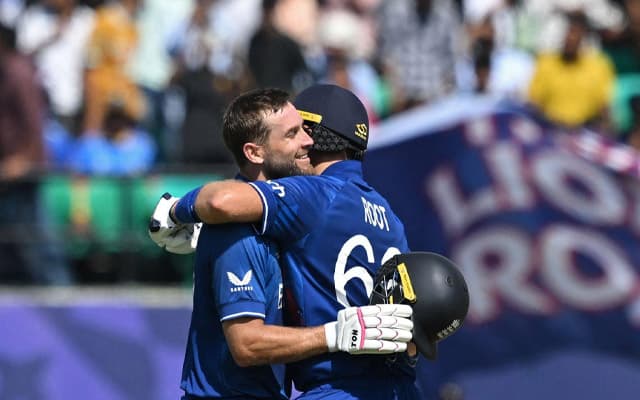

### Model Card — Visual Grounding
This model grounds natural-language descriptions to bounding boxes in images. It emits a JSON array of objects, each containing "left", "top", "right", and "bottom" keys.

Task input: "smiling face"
[
  {"left": 222, "top": 88, "right": 314, "bottom": 180},
  {"left": 260, "top": 102, "right": 314, "bottom": 179}
]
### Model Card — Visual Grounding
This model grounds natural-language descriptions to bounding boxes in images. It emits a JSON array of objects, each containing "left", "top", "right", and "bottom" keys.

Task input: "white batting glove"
[
  {"left": 324, "top": 304, "right": 413, "bottom": 354},
  {"left": 148, "top": 193, "right": 201, "bottom": 254}
]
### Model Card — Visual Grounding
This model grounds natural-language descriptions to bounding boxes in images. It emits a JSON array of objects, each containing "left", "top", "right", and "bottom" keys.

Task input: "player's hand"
[
  {"left": 148, "top": 192, "right": 201, "bottom": 254},
  {"left": 324, "top": 304, "right": 413, "bottom": 354}
]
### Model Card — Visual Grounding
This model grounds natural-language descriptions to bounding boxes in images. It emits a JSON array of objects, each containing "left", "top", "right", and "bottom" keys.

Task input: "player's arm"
[
  {"left": 150, "top": 176, "right": 309, "bottom": 251},
  {"left": 222, "top": 304, "right": 414, "bottom": 367},
  {"left": 169, "top": 180, "right": 263, "bottom": 225},
  {"left": 148, "top": 181, "right": 263, "bottom": 253},
  {"left": 222, "top": 319, "right": 326, "bottom": 366}
]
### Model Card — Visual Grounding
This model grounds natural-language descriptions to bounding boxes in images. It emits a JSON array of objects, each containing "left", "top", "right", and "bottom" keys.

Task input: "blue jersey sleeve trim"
[
  {"left": 219, "top": 300, "right": 266, "bottom": 321},
  {"left": 220, "top": 311, "right": 266, "bottom": 322},
  {"left": 248, "top": 182, "right": 269, "bottom": 234}
]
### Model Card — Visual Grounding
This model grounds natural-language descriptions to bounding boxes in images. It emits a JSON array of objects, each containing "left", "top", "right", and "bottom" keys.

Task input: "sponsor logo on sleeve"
[{"left": 227, "top": 271, "right": 254, "bottom": 292}]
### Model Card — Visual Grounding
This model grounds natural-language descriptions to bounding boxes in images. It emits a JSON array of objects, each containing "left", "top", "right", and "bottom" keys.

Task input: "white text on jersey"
[{"left": 361, "top": 197, "right": 390, "bottom": 231}]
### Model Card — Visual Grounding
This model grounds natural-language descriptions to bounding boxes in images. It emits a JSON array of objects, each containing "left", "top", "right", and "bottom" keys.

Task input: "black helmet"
[
  {"left": 293, "top": 84, "right": 369, "bottom": 152},
  {"left": 370, "top": 252, "right": 470, "bottom": 360}
]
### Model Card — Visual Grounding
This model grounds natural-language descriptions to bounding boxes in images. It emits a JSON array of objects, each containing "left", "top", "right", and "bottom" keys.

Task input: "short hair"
[{"left": 222, "top": 88, "right": 291, "bottom": 167}]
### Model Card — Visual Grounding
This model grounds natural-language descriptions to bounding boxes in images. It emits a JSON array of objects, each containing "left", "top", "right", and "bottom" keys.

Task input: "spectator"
[
  {"left": 463, "top": 0, "right": 540, "bottom": 53},
  {"left": 167, "top": 0, "right": 234, "bottom": 165},
  {"left": 522, "top": 0, "right": 623, "bottom": 53},
  {"left": 248, "top": 0, "right": 311, "bottom": 93},
  {"left": 83, "top": 0, "right": 145, "bottom": 134},
  {"left": 491, "top": 0, "right": 544, "bottom": 52},
  {"left": 271, "top": 0, "right": 318, "bottom": 50},
  {"left": 469, "top": 35, "right": 493, "bottom": 94},
  {"left": 169, "top": 0, "right": 260, "bottom": 82},
  {"left": 44, "top": 112, "right": 74, "bottom": 171},
  {"left": 67, "top": 103, "right": 156, "bottom": 176},
  {"left": 376, "top": 0, "right": 462, "bottom": 112},
  {"left": 458, "top": 13, "right": 534, "bottom": 99},
  {"left": 209, "top": 0, "right": 262, "bottom": 79},
  {"left": 16, "top": 0, "right": 95, "bottom": 134},
  {"left": 127, "top": 0, "right": 192, "bottom": 161},
  {"left": 315, "top": 7, "right": 384, "bottom": 120},
  {"left": 0, "top": 22, "right": 70, "bottom": 284},
  {"left": 528, "top": 10, "right": 615, "bottom": 129},
  {"left": 318, "top": 0, "right": 381, "bottom": 61},
  {"left": 271, "top": 0, "right": 320, "bottom": 83}
]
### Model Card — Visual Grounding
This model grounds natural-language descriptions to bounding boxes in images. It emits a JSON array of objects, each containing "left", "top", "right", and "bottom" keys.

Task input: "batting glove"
[
  {"left": 148, "top": 193, "right": 201, "bottom": 254},
  {"left": 324, "top": 304, "right": 413, "bottom": 354}
]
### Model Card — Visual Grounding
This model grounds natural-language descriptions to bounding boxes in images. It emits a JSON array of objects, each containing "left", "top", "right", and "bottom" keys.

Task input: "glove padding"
[
  {"left": 324, "top": 304, "right": 413, "bottom": 354},
  {"left": 148, "top": 193, "right": 201, "bottom": 254}
]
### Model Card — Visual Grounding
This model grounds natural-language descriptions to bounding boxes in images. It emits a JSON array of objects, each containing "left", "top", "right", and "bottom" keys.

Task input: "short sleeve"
[{"left": 212, "top": 236, "right": 268, "bottom": 322}]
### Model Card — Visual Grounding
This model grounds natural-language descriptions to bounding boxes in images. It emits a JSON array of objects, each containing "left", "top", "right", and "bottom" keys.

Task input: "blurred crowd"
[
  {"left": 3, "top": 0, "right": 640, "bottom": 177},
  {"left": 3, "top": 0, "right": 640, "bottom": 284}
]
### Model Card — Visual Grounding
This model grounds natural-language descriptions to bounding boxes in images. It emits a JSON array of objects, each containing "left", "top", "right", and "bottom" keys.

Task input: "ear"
[{"left": 243, "top": 142, "right": 265, "bottom": 165}]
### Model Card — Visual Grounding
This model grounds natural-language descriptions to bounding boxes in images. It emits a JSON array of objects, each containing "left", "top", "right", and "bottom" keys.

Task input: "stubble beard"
[{"left": 263, "top": 156, "right": 313, "bottom": 180}]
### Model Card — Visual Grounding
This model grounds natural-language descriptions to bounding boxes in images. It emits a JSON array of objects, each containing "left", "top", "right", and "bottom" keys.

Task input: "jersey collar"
[
  {"left": 320, "top": 160, "right": 363, "bottom": 179},
  {"left": 235, "top": 173, "right": 252, "bottom": 182}
]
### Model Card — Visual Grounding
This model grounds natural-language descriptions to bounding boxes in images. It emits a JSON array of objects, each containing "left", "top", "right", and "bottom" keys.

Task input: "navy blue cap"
[{"left": 293, "top": 84, "right": 369, "bottom": 151}]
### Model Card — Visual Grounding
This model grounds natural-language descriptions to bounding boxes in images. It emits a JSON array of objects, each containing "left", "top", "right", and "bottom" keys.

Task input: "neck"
[
  {"left": 311, "top": 151, "right": 346, "bottom": 175},
  {"left": 239, "top": 164, "right": 264, "bottom": 181}
]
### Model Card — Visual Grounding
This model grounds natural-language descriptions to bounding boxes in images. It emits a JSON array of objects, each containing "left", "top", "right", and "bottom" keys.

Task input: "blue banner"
[
  {"left": 365, "top": 96, "right": 640, "bottom": 399},
  {"left": 0, "top": 290, "right": 190, "bottom": 400}
]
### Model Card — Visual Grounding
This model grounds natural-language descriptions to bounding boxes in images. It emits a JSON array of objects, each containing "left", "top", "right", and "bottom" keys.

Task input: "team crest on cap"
[{"left": 355, "top": 123, "right": 368, "bottom": 140}]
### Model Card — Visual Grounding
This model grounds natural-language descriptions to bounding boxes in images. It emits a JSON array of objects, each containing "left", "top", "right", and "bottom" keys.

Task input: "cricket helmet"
[{"left": 370, "top": 252, "right": 470, "bottom": 359}]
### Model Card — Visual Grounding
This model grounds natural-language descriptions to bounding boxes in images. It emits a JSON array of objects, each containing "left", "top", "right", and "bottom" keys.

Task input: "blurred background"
[{"left": 1, "top": 0, "right": 640, "bottom": 399}]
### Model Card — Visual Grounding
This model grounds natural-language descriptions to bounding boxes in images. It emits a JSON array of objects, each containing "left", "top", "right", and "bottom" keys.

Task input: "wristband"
[
  {"left": 324, "top": 321, "right": 338, "bottom": 352},
  {"left": 173, "top": 186, "right": 203, "bottom": 223}
]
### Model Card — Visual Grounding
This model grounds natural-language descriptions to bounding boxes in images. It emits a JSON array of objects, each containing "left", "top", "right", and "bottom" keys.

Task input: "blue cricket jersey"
[
  {"left": 180, "top": 219, "right": 286, "bottom": 398},
  {"left": 249, "top": 160, "right": 414, "bottom": 392}
]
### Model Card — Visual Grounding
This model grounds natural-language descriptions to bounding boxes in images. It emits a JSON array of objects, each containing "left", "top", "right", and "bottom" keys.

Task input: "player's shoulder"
[
  {"left": 359, "top": 187, "right": 404, "bottom": 218},
  {"left": 199, "top": 223, "right": 259, "bottom": 248},
  {"left": 250, "top": 175, "right": 340, "bottom": 203},
  {"left": 199, "top": 224, "right": 277, "bottom": 267},
  {"left": 274, "top": 174, "right": 343, "bottom": 191}
]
